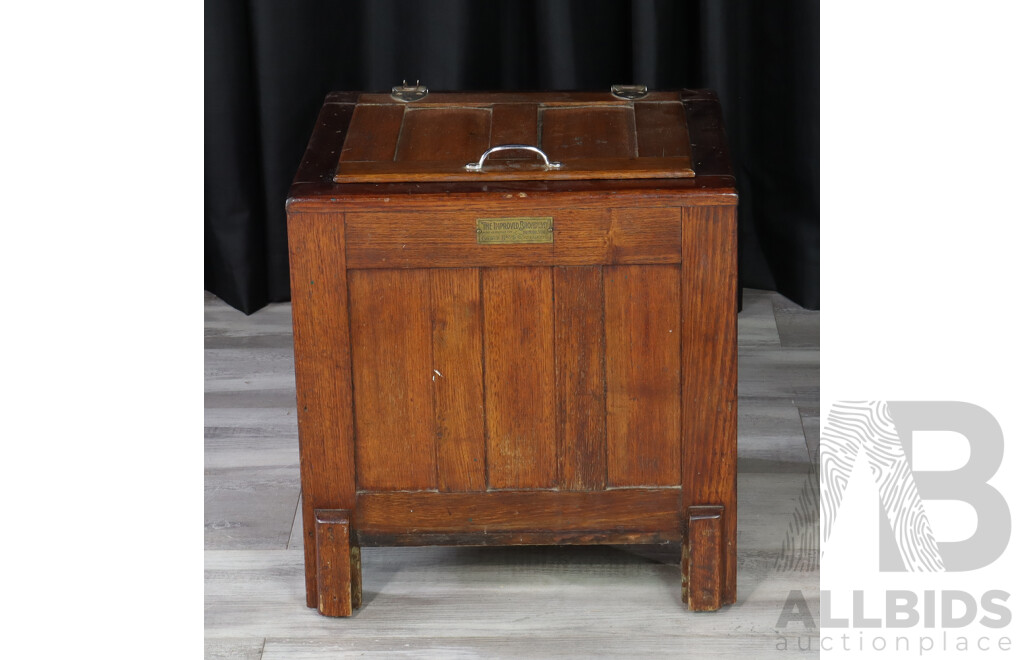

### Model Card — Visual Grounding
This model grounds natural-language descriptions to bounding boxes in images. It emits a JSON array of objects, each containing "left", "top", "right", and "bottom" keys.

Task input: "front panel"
[{"left": 347, "top": 257, "right": 683, "bottom": 494}]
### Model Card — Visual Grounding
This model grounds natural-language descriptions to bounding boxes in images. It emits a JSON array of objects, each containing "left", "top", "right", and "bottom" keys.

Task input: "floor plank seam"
[{"left": 286, "top": 493, "right": 301, "bottom": 549}]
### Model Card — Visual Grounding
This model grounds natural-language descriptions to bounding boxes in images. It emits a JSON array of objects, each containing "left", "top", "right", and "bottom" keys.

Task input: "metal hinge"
[
  {"left": 391, "top": 80, "right": 429, "bottom": 102},
  {"left": 610, "top": 84, "right": 648, "bottom": 100}
]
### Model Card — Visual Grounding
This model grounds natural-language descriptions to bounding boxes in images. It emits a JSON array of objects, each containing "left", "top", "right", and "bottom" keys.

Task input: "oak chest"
[{"left": 286, "top": 86, "right": 737, "bottom": 616}]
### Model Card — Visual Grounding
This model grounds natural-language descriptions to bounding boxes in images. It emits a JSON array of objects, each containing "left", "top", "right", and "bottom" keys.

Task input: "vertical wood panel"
[
  {"left": 349, "top": 269, "right": 436, "bottom": 491},
  {"left": 287, "top": 212, "right": 356, "bottom": 607},
  {"left": 483, "top": 267, "right": 557, "bottom": 489},
  {"left": 554, "top": 267, "right": 607, "bottom": 490},
  {"left": 604, "top": 265, "right": 681, "bottom": 487},
  {"left": 430, "top": 268, "right": 486, "bottom": 492},
  {"left": 681, "top": 205, "right": 738, "bottom": 605}
]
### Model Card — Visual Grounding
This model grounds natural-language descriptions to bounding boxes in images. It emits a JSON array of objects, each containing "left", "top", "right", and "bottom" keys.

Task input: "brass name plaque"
[{"left": 476, "top": 217, "right": 553, "bottom": 244}]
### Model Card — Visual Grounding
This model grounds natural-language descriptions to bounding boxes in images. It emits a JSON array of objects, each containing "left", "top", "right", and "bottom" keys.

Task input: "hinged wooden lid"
[{"left": 333, "top": 91, "right": 695, "bottom": 183}]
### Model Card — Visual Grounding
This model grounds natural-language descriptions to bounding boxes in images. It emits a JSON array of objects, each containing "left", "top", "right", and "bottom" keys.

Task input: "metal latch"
[
  {"left": 610, "top": 84, "right": 648, "bottom": 100},
  {"left": 391, "top": 80, "right": 429, "bottom": 102}
]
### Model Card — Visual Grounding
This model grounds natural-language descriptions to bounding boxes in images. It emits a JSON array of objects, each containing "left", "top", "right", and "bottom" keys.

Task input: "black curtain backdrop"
[{"left": 206, "top": 0, "right": 819, "bottom": 314}]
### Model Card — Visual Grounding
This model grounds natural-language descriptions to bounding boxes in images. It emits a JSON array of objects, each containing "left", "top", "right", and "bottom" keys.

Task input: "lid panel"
[
  {"left": 489, "top": 104, "right": 539, "bottom": 159},
  {"left": 333, "top": 91, "right": 695, "bottom": 183},
  {"left": 395, "top": 108, "right": 490, "bottom": 162},
  {"left": 340, "top": 103, "right": 404, "bottom": 162},
  {"left": 635, "top": 102, "right": 691, "bottom": 158},
  {"left": 540, "top": 106, "right": 637, "bottom": 161}
]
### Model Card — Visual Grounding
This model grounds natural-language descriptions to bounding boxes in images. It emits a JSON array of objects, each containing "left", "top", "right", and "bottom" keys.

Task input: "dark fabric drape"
[{"left": 206, "top": 0, "right": 819, "bottom": 313}]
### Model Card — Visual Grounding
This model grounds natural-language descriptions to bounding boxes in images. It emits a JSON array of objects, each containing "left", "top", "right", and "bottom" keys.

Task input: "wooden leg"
[
  {"left": 289, "top": 212, "right": 358, "bottom": 610},
  {"left": 681, "top": 205, "right": 739, "bottom": 609},
  {"left": 683, "top": 505, "right": 725, "bottom": 611},
  {"left": 314, "top": 509, "right": 362, "bottom": 617}
]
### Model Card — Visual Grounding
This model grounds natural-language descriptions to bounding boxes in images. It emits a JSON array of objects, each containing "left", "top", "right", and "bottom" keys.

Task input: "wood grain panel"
[
  {"left": 635, "top": 102, "right": 692, "bottom": 158},
  {"left": 339, "top": 103, "right": 404, "bottom": 162},
  {"left": 345, "top": 208, "right": 680, "bottom": 269},
  {"left": 287, "top": 212, "right": 357, "bottom": 607},
  {"left": 354, "top": 489, "right": 681, "bottom": 545},
  {"left": 541, "top": 106, "right": 636, "bottom": 160},
  {"left": 348, "top": 269, "right": 436, "bottom": 490},
  {"left": 430, "top": 269, "right": 486, "bottom": 492},
  {"left": 489, "top": 104, "right": 539, "bottom": 157},
  {"left": 554, "top": 267, "right": 607, "bottom": 490},
  {"left": 681, "top": 205, "right": 738, "bottom": 605},
  {"left": 556, "top": 207, "right": 681, "bottom": 265},
  {"left": 483, "top": 267, "right": 557, "bottom": 489},
  {"left": 604, "top": 265, "right": 682, "bottom": 487},
  {"left": 395, "top": 107, "right": 490, "bottom": 162}
]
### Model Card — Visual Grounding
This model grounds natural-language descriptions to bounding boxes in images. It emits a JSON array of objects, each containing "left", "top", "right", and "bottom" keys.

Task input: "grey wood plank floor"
[{"left": 205, "top": 289, "right": 820, "bottom": 659}]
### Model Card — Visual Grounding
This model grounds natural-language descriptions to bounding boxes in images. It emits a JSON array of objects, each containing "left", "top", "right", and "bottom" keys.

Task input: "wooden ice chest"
[{"left": 286, "top": 87, "right": 737, "bottom": 616}]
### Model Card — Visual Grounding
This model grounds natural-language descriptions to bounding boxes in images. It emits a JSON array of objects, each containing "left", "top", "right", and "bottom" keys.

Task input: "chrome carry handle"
[{"left": 465, "top": 145, "right": 563, "bottom": 172}]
